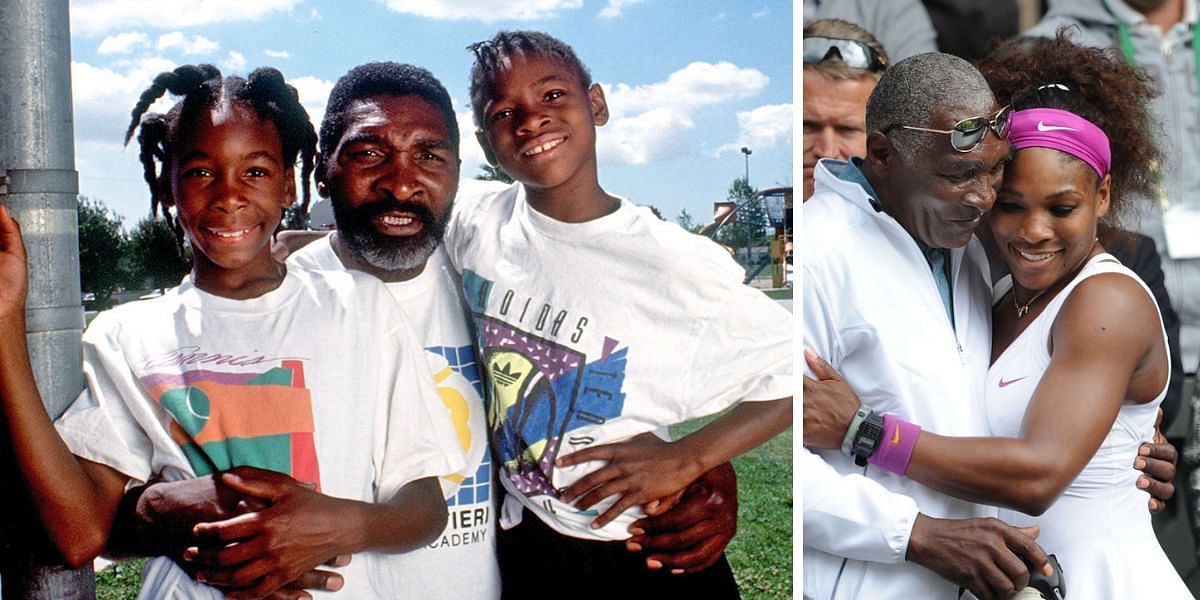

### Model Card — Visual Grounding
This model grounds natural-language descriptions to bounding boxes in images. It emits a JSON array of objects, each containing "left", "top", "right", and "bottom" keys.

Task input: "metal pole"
[
  {"left": 0, "top": 0, "right": 93, "bottom": 597},
  {"left": 740, "top": 147, "right": 752, "bottom": 268}
]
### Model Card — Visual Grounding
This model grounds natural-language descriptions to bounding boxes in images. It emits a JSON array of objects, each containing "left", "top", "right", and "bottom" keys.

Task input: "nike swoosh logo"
[
  {"left": 1037, "top": 121, "right": 1077, "bottom": 132},
  {"left": 890, "top": 424, "right": 901, "bottom": 445},
  {"left": 998, "top": 376, "right": 1028, "bottom": 388}
]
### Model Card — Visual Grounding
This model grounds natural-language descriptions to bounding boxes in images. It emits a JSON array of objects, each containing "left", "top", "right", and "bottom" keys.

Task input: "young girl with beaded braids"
[
  {"left": 803, "top": 34, "right": 1190, "bottom": 599},
  {"left": 0, "top": 64, "right": 461, "bottom": 598}
]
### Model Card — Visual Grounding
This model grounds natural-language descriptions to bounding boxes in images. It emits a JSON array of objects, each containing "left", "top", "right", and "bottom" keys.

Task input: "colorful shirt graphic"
[
  {"left": 464, "top": 270, "right": 628, "bottom": 501},
  {"left": 446, "top": 183, "right": 792, "bottom": 541},
  {"left": 427, "top": 344, "right": 491, "bottom": 509},
  {"left": 139, "top": 357, "right": 321, "bottom": 488}
]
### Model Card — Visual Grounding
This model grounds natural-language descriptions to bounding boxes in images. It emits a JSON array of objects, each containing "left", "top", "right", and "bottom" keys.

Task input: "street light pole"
[{"left": 739, "top": 147, "right": 753, "bottom": 270}]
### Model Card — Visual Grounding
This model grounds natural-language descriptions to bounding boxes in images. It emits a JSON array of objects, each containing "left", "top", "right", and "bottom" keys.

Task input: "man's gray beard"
[{"left": 340, "top": 227, "right": 440, "bottom": 272}]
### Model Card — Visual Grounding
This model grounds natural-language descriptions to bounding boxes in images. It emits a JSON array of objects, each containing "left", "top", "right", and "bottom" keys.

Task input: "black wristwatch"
[{"left": 852, "top": 411, "right": 885, "bottom": 466}]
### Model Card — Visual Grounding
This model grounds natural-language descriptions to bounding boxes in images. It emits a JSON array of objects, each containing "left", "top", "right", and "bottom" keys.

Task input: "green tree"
[
  {"left": 77, "top": 196, "right": 128, "bottom": 308},
  {"left": 676, "top": 208, "right": 700, "bottom": 233},
  {"left": 715, "top": 176, "right": 766, "bottom": 266},
  {"left": 125, "top": 217, "right": 190, "bottom": 291},
  {"left": 281, "top": 203, "right": 308, "bottom": 230},
  {"left": 643, "top": 204, "right": 665, "bottom": 221},
  {"left": 475, "top": 164, "right": 513, "bottom": 184}
]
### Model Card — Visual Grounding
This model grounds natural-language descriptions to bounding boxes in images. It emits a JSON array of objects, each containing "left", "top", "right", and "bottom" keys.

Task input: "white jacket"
[{"left": 802, "top": 160, "right": 996, "bottom": 599}]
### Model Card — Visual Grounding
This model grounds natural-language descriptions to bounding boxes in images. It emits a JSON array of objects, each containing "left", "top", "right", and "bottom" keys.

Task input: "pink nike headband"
[{"left": 1008, "top": 108, "right": 1111, "bottom": 177}]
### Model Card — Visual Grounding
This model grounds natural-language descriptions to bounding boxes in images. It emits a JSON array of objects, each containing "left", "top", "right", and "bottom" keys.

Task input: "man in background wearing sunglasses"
[
  {"left": 801, "top": 52, "right": 1048, "bottom": 599},
  {"left": 803, "top": 0, "right": 938, "bottom": 63},
  {"left": 802, "top": 19, "right": 889, "bottom": 202}
]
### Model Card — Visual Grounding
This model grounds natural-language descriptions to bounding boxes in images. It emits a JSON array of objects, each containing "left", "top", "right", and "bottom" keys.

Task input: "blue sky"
[{"left": 67, "top": 0, "right": 794, "bottom": 228}]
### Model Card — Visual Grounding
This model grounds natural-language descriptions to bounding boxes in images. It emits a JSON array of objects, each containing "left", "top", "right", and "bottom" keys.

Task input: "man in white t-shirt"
[{"left": 111, "top": 62, "right": 742, "bottom": 598}]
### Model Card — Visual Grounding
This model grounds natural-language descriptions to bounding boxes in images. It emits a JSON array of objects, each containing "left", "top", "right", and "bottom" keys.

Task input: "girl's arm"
[
  {"left": 0, "top": 206, "right": 128, "bottom": 567},
  {"left": 905, "top": 274, "right": 1162, "bottom": 515},
  {"left": 557, "top": 397, "right": 792, "bottom": 528},
  {"left": 805, "top": 273, "right": 1164, "bottom": 516}
]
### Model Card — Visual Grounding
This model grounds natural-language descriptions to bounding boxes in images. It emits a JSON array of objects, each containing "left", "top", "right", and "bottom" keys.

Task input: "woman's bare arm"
[{"left": 906, "top": 274, "right": 1164, "bottom": 514}]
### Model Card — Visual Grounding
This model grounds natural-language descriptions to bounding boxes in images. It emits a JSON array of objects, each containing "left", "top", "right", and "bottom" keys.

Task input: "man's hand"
[
  {"left": 1137, "top": 408, "right": 1177, "bottom": 512},
  {"left": 906, "top": 514, "right": 1051, "bottom": 600},
  {"left": 557, "top": 432, "right": 705, "bottom": 529},
  {"left": 271, "top": 230, "right": 330, "bottom": 261},
  {"left": 803, "top": 348, "right": 862, "bottom": 449},
  {"left": 626, "top": 462, "right": 737, "bottom": 574},
  {"left": 184, "top": 468, "right": 358, "bottom": 599},
  {"left": 107, "top": 474, "right": 256, "bottom": 559}
]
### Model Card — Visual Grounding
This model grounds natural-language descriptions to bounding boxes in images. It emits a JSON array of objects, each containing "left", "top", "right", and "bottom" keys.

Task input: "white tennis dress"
[{"left": 984, "top": 254, "right": 1191, "bottom": 599}]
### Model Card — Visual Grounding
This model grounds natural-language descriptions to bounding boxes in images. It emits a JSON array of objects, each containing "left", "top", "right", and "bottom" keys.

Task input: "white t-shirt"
[
  {"left": 290, "top": 237, "right": 500, "bottom": 599},
  {"left": 445, "top": 182, "right": 793, "bottom": 541},
  {"left": 55, "top": 268, "right": 463, "bottom": 599}
]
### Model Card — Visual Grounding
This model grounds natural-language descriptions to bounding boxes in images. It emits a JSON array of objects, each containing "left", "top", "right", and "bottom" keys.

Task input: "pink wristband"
[{"left": 868, "top": 414, "right": 921, "bottom": 476}]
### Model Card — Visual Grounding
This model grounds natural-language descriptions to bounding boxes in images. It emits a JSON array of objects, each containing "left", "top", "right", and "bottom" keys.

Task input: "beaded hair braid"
[{"left": 124, "top": 64, "right": 318, "bottom": 249}]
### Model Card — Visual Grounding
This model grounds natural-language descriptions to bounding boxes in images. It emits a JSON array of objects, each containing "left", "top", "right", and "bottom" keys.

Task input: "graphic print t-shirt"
[
  {"left": 446, "top": 182, "right": 793, "bottom": 540},
  {"left": 290, "top": 237, "right": 500, "bottom": 600},
  {"left": 55, "top": 268, "right": 463, "bottom": 598}
]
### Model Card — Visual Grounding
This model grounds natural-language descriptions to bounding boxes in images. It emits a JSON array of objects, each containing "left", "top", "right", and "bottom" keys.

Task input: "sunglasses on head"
[
  {"left": 803, "top": 37, "right": 888, "bottom": 73},
  {"left": 890, "top": 106, "right": 1012, "bottom": 152}
]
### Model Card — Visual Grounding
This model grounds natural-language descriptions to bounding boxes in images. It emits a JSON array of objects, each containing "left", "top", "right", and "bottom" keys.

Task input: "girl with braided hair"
[
  {"left": 804, "top": 35, "right": 1192, "bottom": 598},
  {"left": 0, "top": 64, "right": 461, "bottom": 598}
]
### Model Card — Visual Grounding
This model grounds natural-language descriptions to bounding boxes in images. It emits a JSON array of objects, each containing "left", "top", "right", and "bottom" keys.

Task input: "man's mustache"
[{"left": 347, "top": 196, "right": 437, "bottom": 225}]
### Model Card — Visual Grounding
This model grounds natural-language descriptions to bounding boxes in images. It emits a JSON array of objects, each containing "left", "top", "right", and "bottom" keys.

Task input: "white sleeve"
[
  {"left": 444, "top": 179, "right": 508, "bottom": 273},
  {"left": 373, "top": 319, "right": 468, "bottom": 502},
  {"left": 683, "top": 280, "right": 794, "bottom": 418},
  {"left": 802, "top": 448, "right": 918, "bottom": 563},
  {"left": 423, "top": 351, "right": 485, "bottom": 499},
  {"left": 54, "top": 321, "right": 159, "bottom": 485},
  {"left": 801, "top": 264, "right": 919, "bottom": 564}
]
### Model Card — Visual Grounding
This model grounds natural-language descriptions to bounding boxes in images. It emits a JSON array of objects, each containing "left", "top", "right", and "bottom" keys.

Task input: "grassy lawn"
[
  {"left": 94, "top": 558, "right": 143, "bottom": 600},
  {"left": 96, "top": 424, "right": 793, "bottom": 599},
  {"left": 672, "top": 417, "right": 793, "bottom": 600}
]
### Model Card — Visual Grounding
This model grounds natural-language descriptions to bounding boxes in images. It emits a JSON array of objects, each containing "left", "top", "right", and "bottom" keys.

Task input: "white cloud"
[
  {"left": 457, "top": 109, "right": 490, "bottom": 177},
  {"left": 598, "top": 0, "right": 644, "bottom": 19},
  {"left": 222, "top": 51, "right": 247, "bottom": 73},
  {"left": 591, "top": 61, "right": 768, "bottom": 166},
  {"left": 715, "top": 103, "right": 793, "bottom": 155},
  {"left": 752, "top": 7, "right": 770, "bottom": 18},
  {"left": 597, "top": 107, "right": 693, "bottom": 165},
  {"left": 289, "top": 76, "right": 334, "bottom": 130},
  {"left": 71, "top": 58, "right": 179, "bottom": 144},
  {"left": 377, "top": 0, "right": 582, "bottom": 22},
  {"left": 70, "top": 0, "right": 302, "bottom": 36},
  {"left": 604, "top": 62, "right": 768, "bottom": 116},
  {"left": 156, "top": 32, "right": 219, "bottom": 55},
  {"left": 264, "top": 49, "right": 291, "bottom": 59},
  {"left": 97, "top": 31, "right": 150, "bottom": 54}
]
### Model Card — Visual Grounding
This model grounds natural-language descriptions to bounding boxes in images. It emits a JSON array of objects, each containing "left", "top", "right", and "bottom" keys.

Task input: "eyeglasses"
[
  {"left": 803, "top": 37, "right": 888, "bottom": 73},
  {"left": 890, "top": 106, "right": 1012, "bottom": 152}
]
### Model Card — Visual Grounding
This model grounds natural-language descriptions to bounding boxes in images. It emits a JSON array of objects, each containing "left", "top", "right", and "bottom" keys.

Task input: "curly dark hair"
[
  {"left": 125, "top": 64, "right": 318, "bottom": 251},
  {"left": 977, "top": 32, "right": 1160, "bottom": 234},
  {"left": 317, "top": 62, "right": 459, "bottom": 185},
  {"left": 467, "top": 30, "right": 592, "bottom": 130}
]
